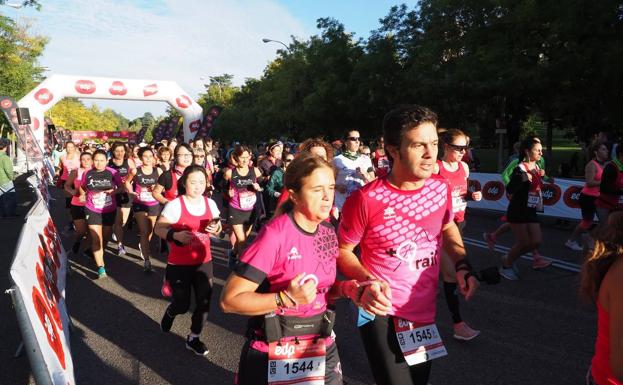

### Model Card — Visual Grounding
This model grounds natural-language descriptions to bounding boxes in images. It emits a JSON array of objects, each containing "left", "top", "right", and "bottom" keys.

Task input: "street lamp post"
[{"left": 262, "top": 38, "right": 291, "bottom": 54}]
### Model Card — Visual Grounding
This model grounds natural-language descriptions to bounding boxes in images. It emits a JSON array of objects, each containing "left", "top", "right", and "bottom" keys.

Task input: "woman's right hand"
[
  {"left": 228, "top": 188, "right": 235, "bottom": 198},
  {"left": 285, "top": 273, "right": 317, "bottom": 306},
  {"left": 173, "top": 230, "right": 193, "bottom": 245}
]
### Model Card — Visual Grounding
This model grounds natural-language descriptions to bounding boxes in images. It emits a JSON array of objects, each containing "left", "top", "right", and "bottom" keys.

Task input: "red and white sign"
[
  {"left": 34, "top": 88, "right": 54, "bottom": 105},
  {"left": 109, "top": 81, "right": 127, "bottom": 96},
  {"left": 1, "top": 98, "right": 12, "bottom": 108},
  {"left": 468, "top": 173, "right": 587, "bottom": 220},
  {"left": 175, "top": 95, "right": 192, "bottom": 109},
  {"left": 143, "top": 83, "right": 158, "bottom": 97},
  {"left": 74, "top": 80, "right": 96, "bottom": 95},
  {"left": 189, "top": 119, "right": 201, "bottom": 132},
  {"left": 10, "top": 194, "right": 75, "bottom": 384}
]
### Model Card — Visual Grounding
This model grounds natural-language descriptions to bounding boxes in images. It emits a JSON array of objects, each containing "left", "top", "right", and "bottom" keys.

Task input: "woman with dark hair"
[
  {"left": 433, "top": 128, "right": 482, "bottom": 341},
  {"left": 223, "top": 145, "right": 263, "bottom": 263},
  {"left": 154, "top": 165, "right": 221, "bottom": 356},
  {"left": 125, "top": 147, "right": 162, "bottom": 272},
  {"left": 581, "top": 212, "right": 623, "bottom": 384},
  {"left": 499, "top": 137, "right": 552, "bottom": 280},
  {"left": 220, "top": 153, "right": 359, "bottom": 385},
  {"left": 64, "top": 152, "right": 93, "bottom": 258},
  {"left": 59, "top": 141, "right": 80, "bottom": 228},
  {"left": 108, "top": 142, "right": 136, "bottom": 256},
  {"left": 79, "top": 150, "right": 124, "bottom": 279},
  {"left": 596, "top": 143, "right": 623, "bottom": 229},
  {"left": 566, "top": 141, "right": 609, "bottom": 251},
  {"left": 156, "top": 146, "right": 173, "bottom": 173},
  {"left": 152, "top": 143, "right": 194, "bottom": 205}
]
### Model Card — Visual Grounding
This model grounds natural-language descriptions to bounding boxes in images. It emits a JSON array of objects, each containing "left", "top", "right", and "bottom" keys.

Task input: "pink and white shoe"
[
  {"left": 453, "top": 322, "right": 481, "bottom": 341},
  {"left": 532, "top": 256, "right": 552, "bottom": 270}
]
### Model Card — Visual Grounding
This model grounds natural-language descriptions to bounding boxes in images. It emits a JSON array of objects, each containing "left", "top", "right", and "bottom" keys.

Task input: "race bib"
[
  {"left": 394, "top": 318, "right": 447, "bottom": 366},
  {"left": 527, "top": 191, "right": 543, "bottom": 211},
  {"left": 92, "top": 192, "right": 112, "bottom": 210},
  {"left": 139, "top": 190, "right": 156, "bottom": 203},
  {"left": 268, "top": 339, "right": 326, "bottom": 385},
  {"left": 452, "top": 194, "right": 467, "bottom": 213},
  {"left": 239, "top": 190, "right": 257, "bottom": 210}
]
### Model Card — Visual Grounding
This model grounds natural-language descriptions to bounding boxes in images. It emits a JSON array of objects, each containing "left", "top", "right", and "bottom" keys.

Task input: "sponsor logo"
[
  {"left": 75, "top": 79, "right": 96, "bottom": 94},
  {"left": 468, "top": 179, "right": 481, "bottom": 193},
  {"left": 383, "top": 207, "right": 396, "bottom": 220},
  {"left": 389, "top": 240, "right": 438, "bottom": 271},
  {"left": 109, "top": 81, "right": 127, "bottom": 96},
  {"left": 287, "top": 247, "right": 302, "bottom": 260},
  {"left": 34, "top": 88, "right": 54, "bottom": 105},
  {"left": 0, "top": 99, "right": 12, "bottom": 109},
  {"left": 482, "top": 181, "right": 505, "bottom": 201},
  {"left": 563, "top": 186, "right": 582, "bottom": 208},
  {"left": 542, "top": 183, "right": 561, "bottom": 206},
  {"left": 176, "top": 95, "right": 192, "bottom": 109},
  {"left": 143, "top": 83, "right": 158, "bottom": 97},
  {"left": 274, "top": 342, "right": 296, "bottom": 358},
  {"left": 189, "top": 119, "right": 201, "bottom": 132}
]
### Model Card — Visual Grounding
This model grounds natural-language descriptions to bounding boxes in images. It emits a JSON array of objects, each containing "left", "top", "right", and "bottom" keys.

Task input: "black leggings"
[
  {"left": 359, "top": 315, "right": 432, "bottom": 385},
  {"left": 165, "top": 262, "right": 214, "bottom": 334}
]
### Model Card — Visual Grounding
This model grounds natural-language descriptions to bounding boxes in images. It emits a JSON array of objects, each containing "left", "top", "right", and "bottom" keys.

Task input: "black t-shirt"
[
  {"left": 157, "top": 170, "right": 174, "bottom": 191},
  {"left": 84, "top": 169, "right": 115, "bottom": 192}
]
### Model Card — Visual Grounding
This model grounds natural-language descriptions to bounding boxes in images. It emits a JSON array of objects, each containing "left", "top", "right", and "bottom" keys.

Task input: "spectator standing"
[
  {"left": 0, "top": 139, "right": 16, "bottom": 218},
  {"left": 333, "top": 130, "right": 375, "bottom": 209}
]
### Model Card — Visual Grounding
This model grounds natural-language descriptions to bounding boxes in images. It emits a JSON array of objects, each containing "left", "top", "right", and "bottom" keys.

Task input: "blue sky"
[{"left": 4, "top": 0, "right": 408, "bottom": 121}]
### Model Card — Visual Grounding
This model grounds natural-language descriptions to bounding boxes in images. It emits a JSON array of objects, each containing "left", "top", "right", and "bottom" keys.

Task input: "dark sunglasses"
[
  {"left": 346, "top": 137, "right": 360, "bottom": 142},
  {"left": 448, "top": 144, "right": 469, "bottom": 152}
]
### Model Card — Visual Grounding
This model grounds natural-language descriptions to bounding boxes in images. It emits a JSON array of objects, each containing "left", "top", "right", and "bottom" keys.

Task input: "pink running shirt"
[
  {"left": 236, "top": 212, "right": 338, "bottom": 319},
  {"left": 339, "top": 175, "right": 452, "bottom": 324}
]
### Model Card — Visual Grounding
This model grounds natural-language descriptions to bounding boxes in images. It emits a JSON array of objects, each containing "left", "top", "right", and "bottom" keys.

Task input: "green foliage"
[{"left": 46, "top": 98, "right": 129, "bottom": 131}]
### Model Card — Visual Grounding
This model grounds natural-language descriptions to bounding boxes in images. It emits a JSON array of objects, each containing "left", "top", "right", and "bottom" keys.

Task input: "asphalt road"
[{"left": 3, "top": 185, "right": 596, "bottom": 385}]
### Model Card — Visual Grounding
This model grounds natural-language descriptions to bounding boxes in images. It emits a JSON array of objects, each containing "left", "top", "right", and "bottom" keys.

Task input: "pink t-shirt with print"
[
  {"left": 339, "top": 175, "right": 452, "bottom": 324},
  {"left": 236, "top": 212, "right": 339, "bottom": 319}
]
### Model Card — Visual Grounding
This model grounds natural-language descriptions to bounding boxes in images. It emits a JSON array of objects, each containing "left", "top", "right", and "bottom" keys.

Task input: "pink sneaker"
[
  {"left": 483, "top": 232, "right": 496, "bottom": 251},
  {"left": 453, "top": 322, "right": 480, "bottom": 341},
  {"left": 161, "top": 280, "right": 172, "bottom": 297},
  {"left": 532, "top": 256, "right": 552, "bottom": 270}
]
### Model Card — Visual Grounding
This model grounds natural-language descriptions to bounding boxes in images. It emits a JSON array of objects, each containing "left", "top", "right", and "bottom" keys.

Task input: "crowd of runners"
[{"left": 52, "top": 105, "right": 622, "bottom": 385}]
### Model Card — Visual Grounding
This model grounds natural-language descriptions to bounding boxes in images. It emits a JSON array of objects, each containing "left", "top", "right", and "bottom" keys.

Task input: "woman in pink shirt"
[
  {"left": 582, "top": 211, "right": 623, "bottom": 385},
  {"left": 64, "top": 152, "right": 93, "bottom": 258},
  {"left": 220, "top": 153, "right": 359, "bottom": 385}
]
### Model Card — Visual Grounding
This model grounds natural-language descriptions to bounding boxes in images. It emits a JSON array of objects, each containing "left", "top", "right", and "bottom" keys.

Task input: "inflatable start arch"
[{"left": 18, "top": 74, "right": 203, "bottom": 149}]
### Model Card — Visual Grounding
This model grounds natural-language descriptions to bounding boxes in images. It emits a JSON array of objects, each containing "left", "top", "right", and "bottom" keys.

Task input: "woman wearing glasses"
[
  {"left": 333, "top": 130, "right": 375, "bottom": 210},
  {"left": 434, "top": 129, "right": 482, "bottom": 341},
  {"left": 152, "top": 143, "right": 194, "bottom": 205}
]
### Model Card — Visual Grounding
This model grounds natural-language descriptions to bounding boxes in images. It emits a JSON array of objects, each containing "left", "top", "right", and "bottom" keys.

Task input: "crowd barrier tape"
[
  {"left": 9, "top": 166, "right": 75, "bottom": 385},
  {"left": 468, "top": 173, "right": 585, "bottom": 221}
]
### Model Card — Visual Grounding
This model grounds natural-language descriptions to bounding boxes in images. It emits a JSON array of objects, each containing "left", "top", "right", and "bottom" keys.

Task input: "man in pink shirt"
[{"left": 338, "top": 105, "right": 479, "bottom": 385}]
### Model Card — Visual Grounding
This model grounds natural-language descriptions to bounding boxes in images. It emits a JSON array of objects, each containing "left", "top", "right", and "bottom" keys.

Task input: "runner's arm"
[
  {"left": 64, "top": 170, "right": 78, "bottom": 196},
  {"left": 610, "top": 262, "right": 623, "bottom": 381},
  {"left": 584, "top": 162, "right": 600, "bottom": 187},
  {"left": 337, "top": 242, "right": 373, "bottom": 282},
  {"left": 442, "top": 221, "right": 478, "bottom": 300},
  {"left": 124, "top": 169, "right": 137, "bottom": 196},
  {"left": 152, "top": 183, "right": 168, "bottom": 204}
]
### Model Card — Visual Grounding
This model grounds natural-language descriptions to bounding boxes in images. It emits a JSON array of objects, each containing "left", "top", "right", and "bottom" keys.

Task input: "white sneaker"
[
  {"left": 499, "top": 266, "right": 520, "bottom": 281},
  {"left": 118, "top": 244, "right": 126, "bottom": 256},
  {"left": 565, "top": 240, "right": 583, "bottom": 251},
  {"left": 111, "top": 233, "right": 118, "bottom": 242}
]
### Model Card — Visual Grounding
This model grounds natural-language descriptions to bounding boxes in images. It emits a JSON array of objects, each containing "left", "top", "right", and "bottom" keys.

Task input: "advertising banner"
[{"left": 468, "top": 173, "right": 584, "bottom": 220}]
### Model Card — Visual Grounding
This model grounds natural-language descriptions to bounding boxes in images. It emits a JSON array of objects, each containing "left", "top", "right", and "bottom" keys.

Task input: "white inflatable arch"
[{"left": 19, "top": 74, "right": 203, "bottom": 148}]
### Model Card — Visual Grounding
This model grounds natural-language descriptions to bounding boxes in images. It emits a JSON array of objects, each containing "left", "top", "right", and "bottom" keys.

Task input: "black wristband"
[
  {"left": 455, "top": 258, "right": 472, "bottom": 272},
  {"left": 166, "top": 228, "right": 176, "bottom": 242}
]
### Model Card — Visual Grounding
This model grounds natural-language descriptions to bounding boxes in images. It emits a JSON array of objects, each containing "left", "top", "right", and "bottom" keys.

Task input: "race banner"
[
  {"left": 9, "top": 196, "right": 75, "bottom": 384},
  {"left": 468, "top": 173, "right": 584, "bottom": 221},
  {"left": 197, "top": 105, "right": 222, "bottom": 139},
  {"left": 68, "top": 130, "right": 138, "bottom": 143}
]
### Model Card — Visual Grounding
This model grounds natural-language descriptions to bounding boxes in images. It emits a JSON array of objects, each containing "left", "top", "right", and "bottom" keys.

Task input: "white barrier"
[
  {"left": 468, "top": 173, "right": 585, "bottom": 220},
  {"left": 9, "top": 168, "right": 75, "bottom": 384}
]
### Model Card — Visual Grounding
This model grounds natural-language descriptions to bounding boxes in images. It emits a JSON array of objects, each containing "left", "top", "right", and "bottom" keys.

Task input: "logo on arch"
[
  {"left": 482, "top": 181, "right": 504, "bottom": 201},
  {"left": 109, "top": 81, "right": 127, "bottom": 96},
  {"left": 0, "top": 99, "right": 12, "bottom": 109},
  {"left": 468, "top": 179, "right": 481, "bottom": 193},
  {"left": 542, "top": 183, "right": 561, "bottom": 206},
  {"left": 143, "top": 83, "right": 158, "bottom": 97},
  {"left": 176, "top": 95, "right": 192, "bottom": 109},
  {"left": 189, "top": 120, "right": 201, "bottom": 132},
  {"left": 75, "top": 80, "right": 96, "bottom": 94},
  {"left": 34, "top": 88, "right": 54, "bottom": 105},
  {"left": 563, "top": 186, "right": 582, "bottom": 208}
]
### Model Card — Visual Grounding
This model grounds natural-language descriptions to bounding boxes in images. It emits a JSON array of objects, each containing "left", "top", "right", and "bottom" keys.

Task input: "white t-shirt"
[
  {"left": 332, "top": 153, "right": 374, "bottom": 209},
  {"left": 161, "top": 196, "right": 220, "bottom": 224}
]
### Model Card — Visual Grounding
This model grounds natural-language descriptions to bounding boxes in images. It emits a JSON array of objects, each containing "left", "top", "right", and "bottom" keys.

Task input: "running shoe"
[
  {"left": 138, "top": 243, "right": 145, "bottom": 260},
  {"left": 499, "top": 266, "right": 519, "bottom": 281},
  {"left": 111, "top": 233, "right": 118, "bottom": 242},
  {"left": 161, "top": 280, "right": 172, "bottom": 298},
  {"left": 118, "top": 244, "right": 126, "bottom": 256},
  {"left": 97, "top": 266, "right": 107, "bottom": 279},
  {"left": 160, "top": 308, "right": 175, "bottom": 333},
  {"left": 143, "top": 260, "right": 154, "bottom": 273},
  {"left": 186, "top": 336, "right": 209, "bottom": 356},
  {"left": 483, "top": 232, "right": 496, "bottom": 251},
  {"left": 453, "top": 322, "right": 481, "bottom": 341},
  {"left": 532, "top": 256, "right": 553, "bottom": 270},
  {"left": 564, "top": 240, "right": 583, "bottom": 251}
]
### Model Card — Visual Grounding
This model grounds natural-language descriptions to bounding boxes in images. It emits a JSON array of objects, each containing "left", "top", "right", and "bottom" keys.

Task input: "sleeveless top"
[
  {"left": 582, "top": 160, "right": 604, "bottom": 197},
  {"left": 163, "top": 169, "right": 183, "bottom": 201},
  {"left": 133, "top": 167, "right": 159, "bottom": 206},
  {"left": 373, "top": 149, "right": 390, "bottom": 177},
  {"left": 591, "top": 302, "right": 622, "bottom": 385},
  {"left": 108, "top": 158, "right": 131, "bottom": 183},
  {"left": 168, "top": 196, "right": 215, "bottom": 265},
  {"left": 596, "top": 161, "right": 623, "bottom": 209},
  {"left": 70, "top": 168, "right": 88, "bottom": 207},
  {"left": 230, "top": 168, "right": 257, "bottom": 212},
  {"left": 437, "top": 160, "right": 469, "bottom": 223},
  {"left": 60, "top": 154, "right": 80, "bottom": 181}
]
